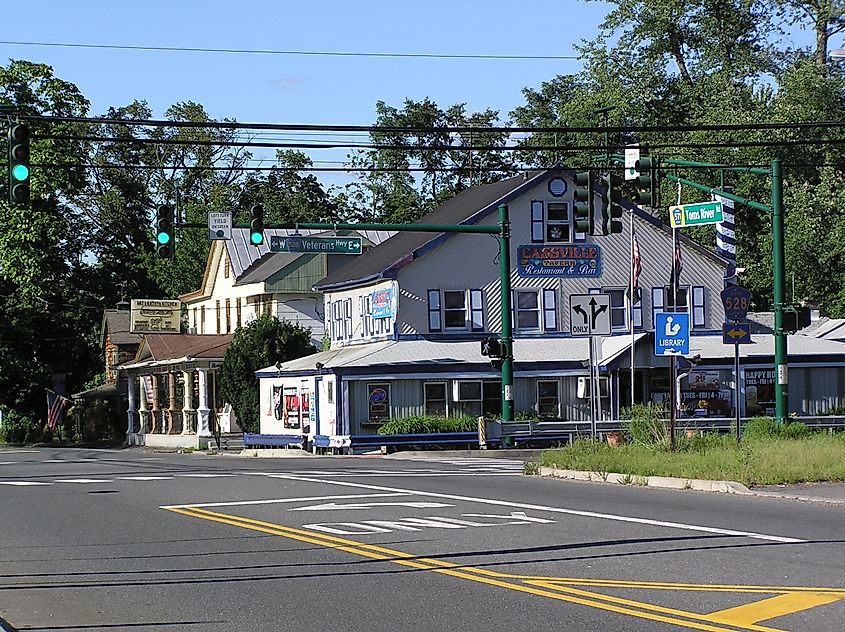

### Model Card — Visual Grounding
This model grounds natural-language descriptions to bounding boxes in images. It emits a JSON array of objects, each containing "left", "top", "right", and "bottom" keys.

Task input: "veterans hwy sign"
[
  {"left": 654, "top": 312, "right": 690, "bottom": 356},
  {"left": 569, "top": 293, "right": 611, "bottom": 337},
  {"left": 669, "top": 201, "right": 723, "bottom": 228},
  {"left": 270, "top": 235, "right": 362, "bottom": 254}
]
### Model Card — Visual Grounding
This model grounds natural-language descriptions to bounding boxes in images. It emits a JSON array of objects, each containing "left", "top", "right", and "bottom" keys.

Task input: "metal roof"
[
  {"left": 256, "top": 334, "right": 647, "bottom": 377},
  {"left": 688, "top": 333, "right": 845, "bottom": 361},
  {"left": 225, "top": 228, "right": 395, "bottom": 280}
]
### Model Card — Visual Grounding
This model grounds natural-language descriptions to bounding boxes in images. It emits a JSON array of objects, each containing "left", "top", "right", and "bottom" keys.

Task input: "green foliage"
[
  {"left": 742, "top": 416, "right": 813, "bottom": 440},
  {"left": 219, "top": 316, "right": 316, "bottom": 434},
  {"left": 539, "top": 432, "right": 845, "bottom": 486},
  {"left": 621, "top": 403, "right": 668, "bottom": 447},
  {"left": 377, "top": 415, "right": 478, "bottom": 435},
  {"left": 0, "top": 407, "right": 35, "bottom": 444}
]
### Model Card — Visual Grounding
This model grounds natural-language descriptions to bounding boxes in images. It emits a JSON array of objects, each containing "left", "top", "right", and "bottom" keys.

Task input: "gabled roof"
[
  {"left": 314, "top": 168, "right": 730, "bottom": 291},
  {"left": 180, "top": 227, "right": 396, "bottom": 301},
  {"left": 315, "top": 174, "right": 532, "bottom": 290},
  {"left": 101, "top": 309, "right": 143, "bottom": 348},
  {"left": 131, "top": 334, "right": 234, "bottom": 364}
]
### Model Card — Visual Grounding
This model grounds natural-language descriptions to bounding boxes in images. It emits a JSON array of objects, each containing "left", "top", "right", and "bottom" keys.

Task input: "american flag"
[
  {"left": 631, "top": 235, "right": 642, "bottom": 304},
  {"left": 670, "top": 238, "right": 683, "bottom": 287},
  {"left": 46, "top": 389, "right": 71, "bottom": 430}
]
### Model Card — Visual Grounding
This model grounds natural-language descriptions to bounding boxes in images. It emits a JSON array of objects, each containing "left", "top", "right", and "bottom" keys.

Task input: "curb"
[
  {"left": 538, "top": 466, "right": 845, "bottom": 504},
  {"left": 0, "top": 616, "right": 17, "bottom": 632},
  {"left": 538, "top": 467, "right": 752, "bottom": 494}
]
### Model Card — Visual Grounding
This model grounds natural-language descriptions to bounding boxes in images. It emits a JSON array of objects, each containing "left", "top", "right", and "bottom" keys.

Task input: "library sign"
[{"left": 517, "top": 244, "right": 602, "bottom": 278}]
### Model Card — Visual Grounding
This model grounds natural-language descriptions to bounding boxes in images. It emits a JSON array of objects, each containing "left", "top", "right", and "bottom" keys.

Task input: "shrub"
[
  {"left": 377, "top": 415, "right": 478, "bottom": 435},
  {"left": 0, "top": 407, "right": 33, "bottom": 444},
  {"left": 621, "top": 403, "right": 668, "bottom": 448},
  {"left": 743, "top": 417, "right": 815, "bottom": 441}
]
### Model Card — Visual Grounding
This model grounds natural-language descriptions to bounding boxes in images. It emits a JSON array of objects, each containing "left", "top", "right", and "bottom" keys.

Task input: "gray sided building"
[{"left": 256, "top": 168, "right": 845, "bottom": 438}]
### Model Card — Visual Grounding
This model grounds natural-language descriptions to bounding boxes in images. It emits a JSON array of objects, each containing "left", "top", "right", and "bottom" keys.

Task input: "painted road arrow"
[{"left": 290, "top": 501, "right": 454, "bottom": 511}]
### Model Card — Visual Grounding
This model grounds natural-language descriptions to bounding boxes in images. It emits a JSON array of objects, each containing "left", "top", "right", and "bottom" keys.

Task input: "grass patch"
[{"left": 538, "top": 431, "right": 845, "bottom": 487}]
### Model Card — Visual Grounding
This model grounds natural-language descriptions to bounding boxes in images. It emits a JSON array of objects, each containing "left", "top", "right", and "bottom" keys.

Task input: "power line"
[
  {"left": 36, "top": 133, "right": 845, "bottom": 152},
  {"left": 0, "top": 40, "right": 581, "bottom": 61},
  {"left": 21, "top": 114, "right": 845, "bottom": 135}
]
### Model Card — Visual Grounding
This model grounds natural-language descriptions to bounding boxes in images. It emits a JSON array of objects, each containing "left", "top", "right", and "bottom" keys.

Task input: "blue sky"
[
  {"left": 1, "top": 1, "right": 822, "bottom": 188},
  {"left": 3, "top": 1, "right": 602, "bottom": 124}
]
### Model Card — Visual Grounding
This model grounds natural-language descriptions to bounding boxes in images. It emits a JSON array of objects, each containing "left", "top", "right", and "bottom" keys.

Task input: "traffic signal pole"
[
  {"left": 664, "top": 159, "right": 788, "bottom": 425},
  {"left": 498, "top": 203, "right": 514, "bottom": 422},
  {"left": 178, "top": 211, "right": 516, "bottom": 423}
]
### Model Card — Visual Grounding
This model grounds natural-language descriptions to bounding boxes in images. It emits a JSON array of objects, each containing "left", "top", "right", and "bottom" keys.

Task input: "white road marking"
[
  {"left": 0, "top": 461, "right": 18, "bottom": 465},
  {"left": 175, "top": 473, "right": 237, "bottom": 478},
  {"left": 0, "top": 481, "right": 51, "bottom": 486},
  {"left": 118, "top": 476, "right": 174, "bottom": 481},
  {"left": 290, "top": 501, "right": 453, "bottom": 511},
  {"left": 54, "top": 479, "right": 112, "bottom": 484},
  {"left": 161, "top": 492, "right": 409, "bottom": 510},
  {"left": 264, "top": 474, "right": 806, "bottom": 544}
]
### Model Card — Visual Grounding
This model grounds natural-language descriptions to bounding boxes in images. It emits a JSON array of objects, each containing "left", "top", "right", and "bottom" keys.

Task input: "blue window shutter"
[
  {"left": 543, "top": 289, "right": 558, "bottom": 331},
  {"left": 693, "top": 286, "right": 705, "bottom": 328},
  {"left": 469, "top": 289, "right": 484, "bottom": 331},
  {"left": 427, "top": 289, "right": 442, "bottom": 332},
  {"left": 651, "top": 287, "right": 664, "bottom": 331}
]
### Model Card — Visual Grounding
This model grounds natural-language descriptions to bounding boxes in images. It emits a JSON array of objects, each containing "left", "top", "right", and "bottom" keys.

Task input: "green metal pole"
[
  {"left": 771, "top": 159, "right": 788, "bottom": 424},
  {"left": 498, "top": 203, "right": 514, "bottom": 423}
]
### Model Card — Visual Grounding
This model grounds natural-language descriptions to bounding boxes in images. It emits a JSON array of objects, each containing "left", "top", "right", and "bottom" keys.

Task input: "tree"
[{"left": 219, "top": 316, "right": 316, "bottom": 434}]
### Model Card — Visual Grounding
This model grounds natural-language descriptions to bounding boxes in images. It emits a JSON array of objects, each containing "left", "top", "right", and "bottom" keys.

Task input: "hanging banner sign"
[
  {"left": 517, "top": 244, "right": 602, "bottom": 278},
  {"left": 370, "top": 287, "right": 395, "bottom": 319},
  {"left": 130, "top": 299, "right": 181, "bottom": 334}
]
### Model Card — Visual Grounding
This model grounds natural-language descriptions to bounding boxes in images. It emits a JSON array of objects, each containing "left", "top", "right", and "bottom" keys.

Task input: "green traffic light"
[
  {"left": 157, "top": 232, "right": 171, "bottom": 245},
  {"left": 11, "top": 164, "right": 29, "bottom": 182},
  {"left": 250, "top": 232, "right": 264, "bottom": 245}
]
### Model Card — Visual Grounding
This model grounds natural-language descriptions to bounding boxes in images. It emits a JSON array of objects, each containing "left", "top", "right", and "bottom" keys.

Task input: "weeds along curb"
[{"left": 538, "top": 466, "right": 752, "bottom": 494}]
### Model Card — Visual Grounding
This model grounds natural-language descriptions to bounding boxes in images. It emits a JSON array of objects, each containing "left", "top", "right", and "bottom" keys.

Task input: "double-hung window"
[
  {"left": 515, "top": 290, "right": 541, "bottom": 330},
  {"left": 514, "top": 289, "right": 558, "bottom": 332},
  {"left": 428, "top": 289, "right": 484, "bottom": 332},
  {"left": 424, "top": 382, "right": 448, "bottom": 416},
  {"left": 530, "top": 199, "right": 585, "bottom": 244},
  {"left": 651, "top": 285, "right": 705, "bottom": 329},
  {"left": 537, "top": 380, "right": 560, "bottom": 418}
]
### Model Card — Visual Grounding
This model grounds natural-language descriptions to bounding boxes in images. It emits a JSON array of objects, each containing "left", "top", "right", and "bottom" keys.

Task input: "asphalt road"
[{"left": 0, "top": 446, "right": 842, "bottom": 632}]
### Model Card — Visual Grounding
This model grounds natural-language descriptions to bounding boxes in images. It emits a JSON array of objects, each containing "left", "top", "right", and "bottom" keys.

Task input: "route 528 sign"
[{"left": 721, "top": 286, "right": 751, "bottom": 321}]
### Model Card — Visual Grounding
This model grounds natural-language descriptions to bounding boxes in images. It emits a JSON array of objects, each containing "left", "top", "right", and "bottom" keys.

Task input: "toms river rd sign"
[{"left": 669, "top": 201, "right": 723, "bottom": 228}]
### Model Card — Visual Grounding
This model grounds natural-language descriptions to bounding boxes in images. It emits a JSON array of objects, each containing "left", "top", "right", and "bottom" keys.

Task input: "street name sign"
[
  {"left": 654, "top": 312, "right": 690, "bottom": 356},
  {"left": 669, "top": 201, "right": 724, "bottom": 228},
  {"left": 569, "top": 293, "right": 611, "bottom": 337},
  {"left": 208, "top": 212, "right": 232, "bottom": 240},
  {"left": 721, "top": 285, "right": 751, "bottom": 321},
  {"left": 723, "top": 322, "right": 752, "bottom": 345},
  {"left": 270, "top": 235, "right": 363, "bottom": 255}
]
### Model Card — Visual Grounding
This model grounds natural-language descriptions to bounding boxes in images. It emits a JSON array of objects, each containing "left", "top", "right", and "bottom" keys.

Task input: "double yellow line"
[{"left": 167, "top": 506, "right": 844, "bottom": 632}]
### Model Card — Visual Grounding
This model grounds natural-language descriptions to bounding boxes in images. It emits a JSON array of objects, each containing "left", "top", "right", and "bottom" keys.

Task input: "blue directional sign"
[
  {"left": 721, "top": 286, "right": 751, "bottom": 321},
  {"left": 722, "top": 321, "right": 752, "bottom": 345},
  {"left": 655, "top": 312, "right": 690, "bottom": 356}
]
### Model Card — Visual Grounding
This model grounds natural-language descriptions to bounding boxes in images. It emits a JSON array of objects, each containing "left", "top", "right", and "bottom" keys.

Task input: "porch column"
[
  {"left": 150, "top": 375, "right": 160, "bottom": 433},
  {"left": 181, "top": 370, "right": 195, "bottom": 435},
  {"left": 138, "top": 376, "right": 149, "bottom": 434},
  {"left": 167, "top": 372, "right": 177, "bottom": 434},
  {"left": 126, "top": 373, "right": 137, "bottom": 435},
  {"left": 196, "top": 368, "right": 212, "bottom": 438}
]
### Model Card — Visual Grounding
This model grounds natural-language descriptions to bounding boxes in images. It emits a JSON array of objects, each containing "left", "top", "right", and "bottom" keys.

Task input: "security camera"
[
  {"left": 274, "top": 361, "right": 283, "bottom": 370},
  {"left": 315, "top": 362, "right": 325, "bottom": 370}
]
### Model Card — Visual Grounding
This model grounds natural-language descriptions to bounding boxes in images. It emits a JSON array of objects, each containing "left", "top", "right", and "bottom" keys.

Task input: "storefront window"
[
  {"left": 367, "top": 383, "right": 390, "bottom": 422},
  {"left": 424, "top": 382, "right": 447, "bottom": 416}
]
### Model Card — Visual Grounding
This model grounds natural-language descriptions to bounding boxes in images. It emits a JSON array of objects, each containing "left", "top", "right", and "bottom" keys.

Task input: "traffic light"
[
  {"left": 634, "top": 155, "right": 656, "bottom": 207},
  {"left": 249, "top": 204, "right": 264, "bottom": 245},
  {"left": 8, "top": 123, "right": 30, "bottom": 205},
  {"left": 602, "top": 173, "right": 624, "bottom": 235},
  {"left": 574, "top": 171, "right": 594, "bottom": 235},
  {"left": 155, "top": 204, "right": 175, "bottom": 259}
]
